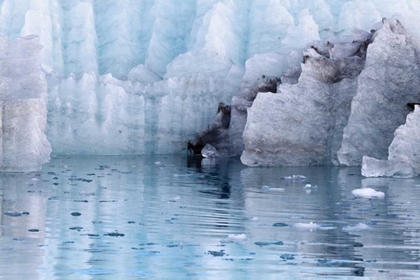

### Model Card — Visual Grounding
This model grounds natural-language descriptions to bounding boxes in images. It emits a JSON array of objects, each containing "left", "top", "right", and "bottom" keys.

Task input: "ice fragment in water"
[
  {"left": 343, "top": 223, "right": 370, "bottom": 232},
  {"left": 167, "top": 196, "right": 181, "bottom": 202},
  {"left": 293, "top": 222, "right": 320, "bottom": 230},
  {"left": 352, "top": 188, "right": 385, "bottom": 199},
  {"left": 261, "top": 185, "right": 271, "bottom": 191},
  {"left": 227, "top": 234, "right": 247, "bottom": 242},
  {"left": 201, "top": 144, "right": 217, "bottom": 158},
  {"left": 262, "top": 185, "right": 284, "bottom": 192},
  {"left": 281, "top": 175, "right": 307, "bottom": 181}
]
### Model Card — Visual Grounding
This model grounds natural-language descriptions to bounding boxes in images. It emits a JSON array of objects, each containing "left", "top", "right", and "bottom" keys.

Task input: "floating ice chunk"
[
  {"left": 227, "top": 233, "right": 247, "bottom": 242},
  {"left": 201, "top": 144, "right": 217, "bottom": 158},
  {"left": 304, "top": 184, "right": 312, "bottom": 188},
  {"left": 343, "top": 223, "right": 370, "bottom": 232},
  {"left": 261, "top": 185, "right": 271, "bottom": 191},
  {"left": 261, "top": 185, "right": 284, "bottom": 192},
  {"left": 281, "top": 175, "right": 307, "bottom": 181},
  {"left": 154, "top": 162, "right": 165, "bottom": 167},
  {"left": 292, "top": 222, "right": 336, "bottom": 231},
  {"left": 249, "top": 217, "right": 259, "bottom": 221},
  {"left": 167, "top": 196, "right": 181, "bottom": 202},
  {"left": 362, "top": 156, "right": 414, "bottom": 178},
  {"left": 352, "top": 188, "right": 385, "bottom": 199},
  {"left": 293, "top": 222, "right": 320, "bottom": 230},
  {"left": 269, "top": 187, "right": 285, "bottom": 192}
]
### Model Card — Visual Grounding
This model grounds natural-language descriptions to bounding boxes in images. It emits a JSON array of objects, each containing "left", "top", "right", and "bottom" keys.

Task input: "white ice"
[
  {"left": 351, "top": 188, "right": 385, "bottom": 199},
  {"left": 342, "top": 223, "right": 370, "bottom": 232},
  {"left": 227, "top": 233, "right": 247, "bottom": 242},
  {"left": 0, "top": 35, "right": 51, "bottom": 171}
]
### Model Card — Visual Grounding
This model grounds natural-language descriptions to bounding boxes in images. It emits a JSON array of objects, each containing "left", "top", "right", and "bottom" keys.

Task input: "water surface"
[{"left": 1, "top": 155, "right": 420, "bottom": 279}]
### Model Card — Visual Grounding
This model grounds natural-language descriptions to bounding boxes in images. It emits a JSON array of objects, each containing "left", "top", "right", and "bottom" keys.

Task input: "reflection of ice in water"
[{"left": 0, "top": 157, "right": 420, "bottom": 279}]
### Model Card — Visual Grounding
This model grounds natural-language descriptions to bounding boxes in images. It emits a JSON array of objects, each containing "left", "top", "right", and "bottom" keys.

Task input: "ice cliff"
[
  {"left": 0, "top": 36, "right": 51, "bottom": 171},
  {"left": 0, "top": 0, "right": 419, "bottom": 173},
  {"left": 241, "top": 18, "right": 420, "bottom": 172}
]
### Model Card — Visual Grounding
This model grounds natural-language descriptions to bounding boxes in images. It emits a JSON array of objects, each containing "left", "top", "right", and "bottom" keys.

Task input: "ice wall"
[
  {"left": 0, "top": 0, "right": 419, "bottom": 158},
  {"left": 0, "top": 35, "right": 51, "bottom": 171},
  {"left": 241, "top": 32, "right": 369, "bottom": 166},
  {"left": 241, "top": 18, "right": 420, "bottom": 167},
  {"left": 338, "top": 19, "right": 420, "bottom": 166}
]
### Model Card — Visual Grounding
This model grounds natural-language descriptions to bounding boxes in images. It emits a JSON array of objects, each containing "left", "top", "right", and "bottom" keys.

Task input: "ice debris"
[
  {"left": 293, "top": 222, "right": 336, "bottom": 231},
  {"left": 281, "top": 175, "right": 307, "bottom": 181},
  {"left": 351, "top": 188, "right": 385, "bottom": 199},
  {"left": 261, "top": 185, "right": 285, "bottom": 192},
  {"left": 167, "top": 196, "right": 181, "bottom": 202},
  {"left": 201, "top": 144, "right": 217, "bottom": 158},
  {"left": 343, "top": 223, "right": 370, "bottom": 232},
  {"left": 227, "top": 234, "right": 247, "bottom": 242},
  {"left": 293, "top": 222, "right": 320, "bottom": 230}
]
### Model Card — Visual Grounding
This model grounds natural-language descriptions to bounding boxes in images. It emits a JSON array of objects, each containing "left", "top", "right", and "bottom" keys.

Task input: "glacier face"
[
  {"left": 241, "top": 32, "right": 368, "bottom": 167},
  {"left": 0, "top": 0, "right": 420, "bottom": 171},
  {"left": 0, "top": 36, "right": 51, "bottom": 171},
  {"left": 338, "top": 19, "right": 420, "bottom": 166},
  {"left": 242, "top": 18, "right": 420, "bottom": 168}
]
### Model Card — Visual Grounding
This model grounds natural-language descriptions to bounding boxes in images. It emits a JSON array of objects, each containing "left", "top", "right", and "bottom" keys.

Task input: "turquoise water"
[{"left": 1, "top": 155, "right": 420, "bottom": 279}]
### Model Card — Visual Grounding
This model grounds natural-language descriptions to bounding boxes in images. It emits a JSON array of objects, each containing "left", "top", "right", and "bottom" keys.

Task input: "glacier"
[
  {"left": 0, "top": 0, "right": 420, "bottom": 173},
  {"left": 241, "top": 17, "right": 420, "bottom": 170},
  {"left": 0, "top": 35, "right": 51, "bottom": 171}
]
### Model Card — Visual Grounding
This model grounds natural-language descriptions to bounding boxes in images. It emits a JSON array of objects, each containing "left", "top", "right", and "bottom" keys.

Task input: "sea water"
[{"left": 1, "top": 155, "right": 420, "bottom": 279}]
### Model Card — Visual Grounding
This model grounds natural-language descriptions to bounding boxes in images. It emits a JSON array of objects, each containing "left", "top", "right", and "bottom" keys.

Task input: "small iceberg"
[
  {"left": 343, "top": 223, "right": 370, "bottom": 232},
  {"left": 261, "top": 185, "right": 285, "bottom": 192},
  {"left": 352, "top": 188, "right": 385, "bottom": 199},
  {"left": 167, "top": 196, "right": 181, "bottom": 202},
  {"left": 293, "top": 222, "right": 320, "bottom": 230},
  {"left": 281, "top": 175, "right": 306, "bottom": 181},
  {"left": 293, "top": 222, "right": 335, "bottom": 231},
  {"left": 227, "top": 233, "right": 247, "bottom": 242}
]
